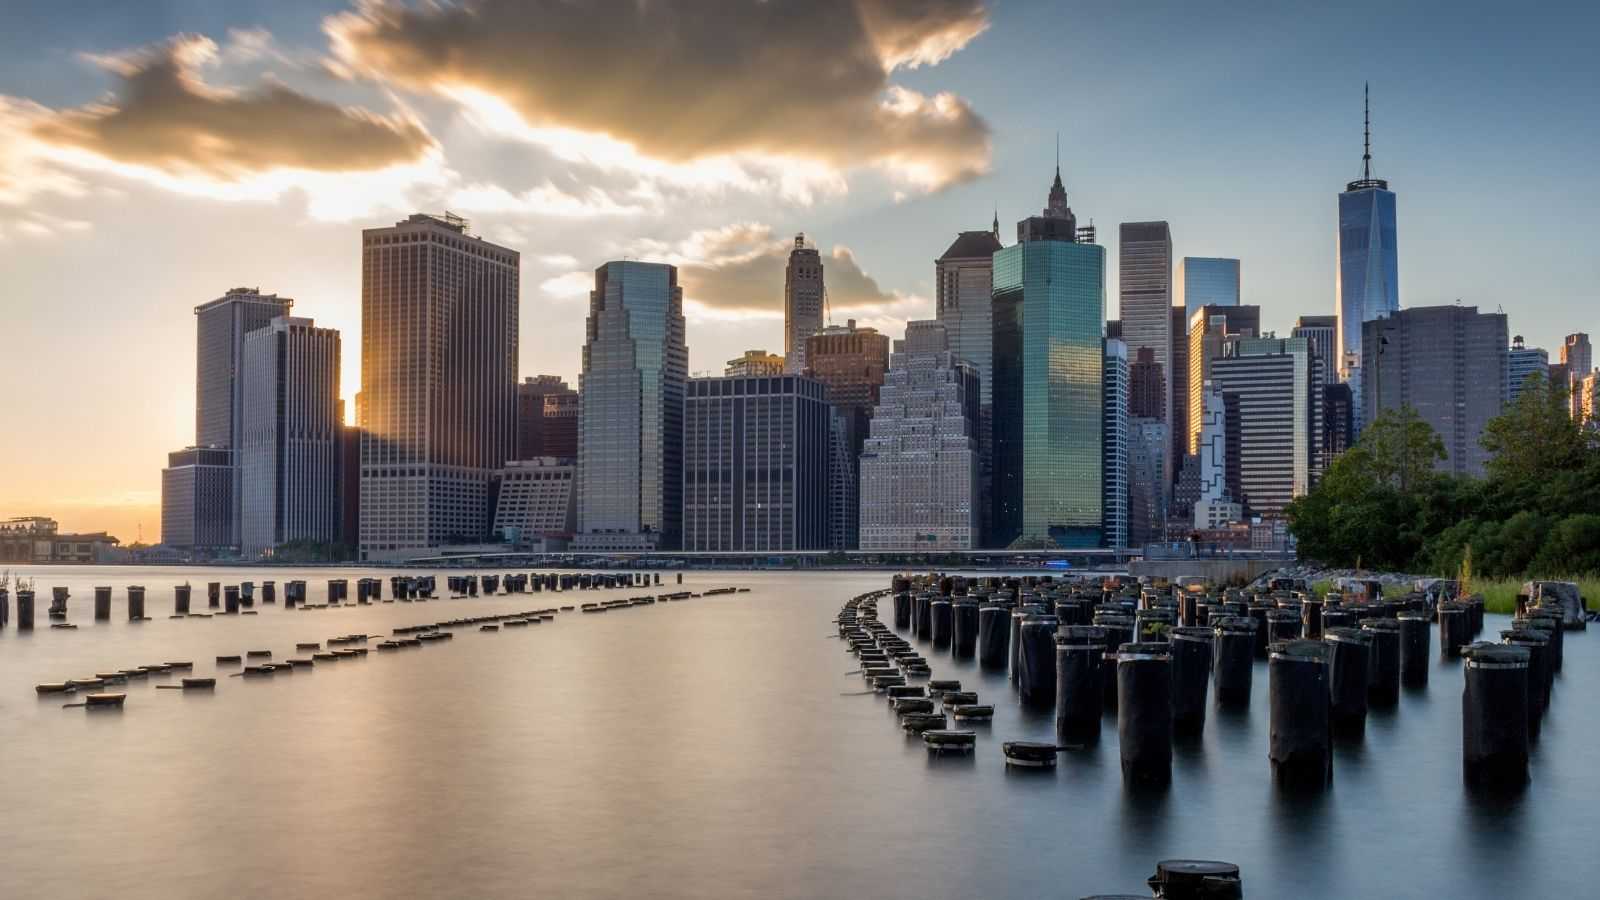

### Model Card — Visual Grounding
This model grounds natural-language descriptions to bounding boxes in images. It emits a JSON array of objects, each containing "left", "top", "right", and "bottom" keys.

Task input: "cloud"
[
  {"left": 641, "top": 223, "right": 928, "bottom": 324},
  {"left": 34, "top": 33, "right": 434, "bottom": 178},
  {"left": 326, "top": 0, "right": 992, "bottom": 192}
]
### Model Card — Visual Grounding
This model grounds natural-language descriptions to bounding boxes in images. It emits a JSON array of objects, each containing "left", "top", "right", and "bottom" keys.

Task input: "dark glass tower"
[
  {"left": 1336, "top": 84, "right": 1399, "bottom": 430},
  {"left": 991, "top": 164, "right": 1106, "bottom": 549}
]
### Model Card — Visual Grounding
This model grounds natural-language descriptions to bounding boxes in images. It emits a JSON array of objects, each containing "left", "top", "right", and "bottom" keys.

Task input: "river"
[{"left": 0, "top": 565, "right": 1594, "bottom": 898}]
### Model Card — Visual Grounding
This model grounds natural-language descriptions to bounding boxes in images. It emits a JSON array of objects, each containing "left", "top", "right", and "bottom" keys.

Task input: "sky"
[{"left": 2, "top": 0, "right": 1596, "bottom": 544}]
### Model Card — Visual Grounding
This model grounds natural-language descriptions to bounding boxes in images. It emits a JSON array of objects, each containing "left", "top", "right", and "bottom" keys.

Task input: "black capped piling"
[
  {"left": 1117, "top": 642, "right": 1173, "bottom": 785},
  {"left": 1462, "top": 642, "right": 1530, "bottom": 787},
  {"left": 1095, "top": 614, "right": 1134, "bottom": 713},
  {"left": 1146, "top": 860, "right": 1244, "bottom": 899},
  {"left": 1361, "top": 619, "right": 1400, "bottom": 706},
  {"left": 127, "top": 585, "right": 145, "bottom": 621},
  {"left": 17, "top": 589, "right": 34, "bottom": 629},
  {"left": 893, "top": 592, "right": 912, "bottom": 630},
  {"left": 1397, "top": 611, "right": 1431, "bottom": 686},
  {"left": 174, "top": 584, "right": 191, "bottom": 616},
  {"left": 1500, "top": 628, "right": 1550, "bottom": 734},
  {"left": 1247, "top": 605, "right": 1271, "bottom": 658},
  {"left": 1325, "top": 627, "right": 1372, "bottom": 737},
  {"left": 1438, "top": 602, "right": 1469, "bottom": 658},
  {"left": 913, "top": 593, "right": 933, "bottom": 641},
  {"left": 1212, "top": 616, "right": 1255, "bottom": 708},
  {"left": 1301, "top": 598, "right": 1324, "bottom": 639},
  {"left": 952, "top": 601, "right": 979, "bottom": 659},
  {"left": 930, "top": 599, "right": 953, "bottom": 650},
  {"left": 223, "top": 585, "right": 240, "bottom": 615},
  {"left": 977, "top": 605, "right": 1009, "bottom": 670},
  {"left": 1269, "top": 640, "right": 1331, "bottom": 786},
  {"left": 1322, "top": 607, "right": 1356, "bottom": 631},
  {"left": 208, "top": 582, "right": 220, "bottom": 608},
  {"left": 1055, "top": 626, "right": 1106, "bottom": 746},
  {"left": 94, "top": 586, "right": 111, "bottom": 621},
  {"left": 1002, "top": 741, "right": 1058, "bottom": 768},
  {"left": 0, "top": 587, "right": 7, "bottom": 629},
  {"left": 262, "top": 581, "right": 276, "bottom": 604},
  {"left": 240, "top": 582, "right": 255, "bottom": 608},
  {"left": 1266, "top": 609, "right": 1301, "bottom": 644},
  {"left": 1018, "top": 616, "right": 1060, "bottom": 708},
  {"left": 1168, "top": 626, "right": 1213, "bottom": 737}
]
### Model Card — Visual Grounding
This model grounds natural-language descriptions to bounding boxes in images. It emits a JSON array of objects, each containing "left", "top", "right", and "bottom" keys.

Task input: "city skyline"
[{"left": 3, "top": 0, "right": 1598, "bottom": 542}]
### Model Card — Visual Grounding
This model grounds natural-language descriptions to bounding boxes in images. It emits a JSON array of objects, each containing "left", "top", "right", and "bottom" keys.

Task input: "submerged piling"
[
  {"left": 1169, "top": 626, "right": 1213, "bottom": 737},
  {"left": 914, "top": 593, "right": 933, "bottom": 641},
  {"left": 207, "top": 582, "right": 220, "bottom": 609},
  {"left": 1462, "top": 643, "right": 1530, "bottom": 787},
  {"left": 1438, "top": 602, "right": 1469, "bottom": 658},
  {"left": 17, "top": 589, "right": 35, "bottom": 629},
  {"left": 127, "top": 586, "right": 145, "bottom": 621},
  {"left": 930, "top": 599, "right": 953, "bottom": 651},
  {"left": 1397, "top": 611, "right": 1430, "bottom": 686},
  {"left": 223, "top": 585, "right": 240, "bottom": 615},
  {"left": 1326, "top": 627, "right": 1372, "bottom": 737},
  {"left": 1055, "top": 626, "right": 1106, "bottom": 746},
  {"left": 1361, "top": 619, "right": 1400, "bottom": 706},
  {"left": 1018, "top": 616, "right": 1061, "bottom": 708},
  {"left": 952, "top": 600, "right": 979, "bottom": 659},
  {"left": 1117, "top": 642, "right": 1173, "bottom": 786},
  {"left": 1212, "top": 617, "right": 1255, "bottom": 708},
  {"left": 893, "top": 592, "right": 912, "bottom": 630},
  {"left": 1270, "top": 640, "right": 1331, "bottom": 786},
  {"left": 977, "top": 605, "right": 1009, "bottom": 670},
  {"left": 174, "top": 584, "right": 191, "bottom": 616},
  {"left": 94, "top": 586, "right": 112, "bottom": 621}
]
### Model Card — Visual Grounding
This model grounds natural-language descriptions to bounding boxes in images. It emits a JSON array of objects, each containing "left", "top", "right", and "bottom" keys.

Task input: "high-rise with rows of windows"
[{"left": 358, "top": 213, "right": 519, "bottom": 560}]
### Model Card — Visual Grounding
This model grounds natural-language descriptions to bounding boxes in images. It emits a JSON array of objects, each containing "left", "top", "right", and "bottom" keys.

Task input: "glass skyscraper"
[
  {"left": 576, "top": 261, "right": 688, "bottom": 551},
  {"left": 1176, "top": 257, "right": 1241, "bottom": 318},
  {"left": 991, "top": 168, "right": 1105, "bottom": 548},
  {"left": 1335, "top": 87, "right": 1399, "bottom": 430}
]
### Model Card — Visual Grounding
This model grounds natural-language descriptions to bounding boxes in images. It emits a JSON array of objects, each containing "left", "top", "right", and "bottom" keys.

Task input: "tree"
[
  {"left": 1481, "top": 372, "right": 1590, "bottom": 484},
  {"left": 1360, "top": 404, "right": 1446, "bottom": 492}
]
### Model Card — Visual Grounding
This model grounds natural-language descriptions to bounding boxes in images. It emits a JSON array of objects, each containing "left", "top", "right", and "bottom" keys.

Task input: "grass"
[{"left": 1467, "top": 577, "right": 1600, "bottom": 615}]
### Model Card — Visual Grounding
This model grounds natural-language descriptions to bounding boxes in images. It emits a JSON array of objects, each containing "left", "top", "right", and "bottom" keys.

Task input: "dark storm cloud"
[{"left": 327, "top": 0, "right": 992, "bottom": 188}]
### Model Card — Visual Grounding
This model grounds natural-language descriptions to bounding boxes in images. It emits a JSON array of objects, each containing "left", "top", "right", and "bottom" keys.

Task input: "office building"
[
  {"left": 1363, "top": 305, "right": 1507, "bottom": 477},
  {"left": 1323, "top": 383, "right": 1354, "bottom": 462},
  {"left": 1119, "top": 221, "right": 1173, "bottom": 491},
  {"left": 359, "top": 213, "right": 520, "bottom": 559},
  {"left": 936, "top": 225, "right": 1004, "bottom": 546},
  {"left": 1128, "top": 420, "right": 1166, "bottom": 546},
  {"left": 806, "top": 319, "right": 891, "bottom": 550},
  {"left": 338, "top": 422, "right": 361, "bottom": 551},
  {"left": 239, "top": 316, "right": 341, "bottom": 558},
  {"left": 858, "top": 323, "right": 980, "bottom": 551},
  {"left": 491, "top": 457, "right": 576, "bottom": 548},
  {"left": 724, "top": 350, "right": 786, "bottom": 377},
  {"left": 992, "top": 166, "right": 1106, "bottom": 548},
  {"left": 1507, "top": 336, "right": 1549, "bottom": 405},
  {"left": 1186, "top": 304, "right": 1261, "bottom": 454},
  {"left": 1209, "top": 336, "right": 1313, "bottom": 516},
  {"left": 576, "top": 260, "right": 688, "bottom": 551},
  {"left": 1580, "top": 371, "right": 1599, "bottom": 429},
  {"left": 682, "top": 373, "right": 830, "bottom": 552},
  {"left": 1336, "top": 86, "right": 1400, "bottom": 430},
  {"left": 1562, "top": 333, "right": 1592, "bottom": 418},
  {"left": 1169, "top": 304, "right": 1189, "bottom": 488},
  {"left": 191, "top": 286, "right": 295, "bottom": 547},
  {"left": 1292, "top": 315, "right": 1338, "bottom": 480},
  {"left": 161, "top": 446, "right": 235, "bottom": 552},
  {"left": 1193, "top": 382, "right": 1242, "bottom": 529},
  {"left": 1102, "top": 339, "right": 1130, "bottom": 550},
  {"left": 1129, "top": 346, "right": 1165, "bottom": 419},
  {"left": 1175, "top": 257, "right": 1241, "bottom": 318},
  {"left": 784, "top": 234, "right": 825, "bottom": 374},
  {"left": 516, "top": 375, "right": 579, "bottom": 459}
]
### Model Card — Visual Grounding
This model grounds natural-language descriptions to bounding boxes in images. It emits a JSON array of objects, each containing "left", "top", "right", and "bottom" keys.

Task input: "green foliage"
[
  {"left": 269, "top": 539, "right": 355, "bottom": 563},
  {"left": 1288, "top": 394, "right": 1600, "bottom": 579}
]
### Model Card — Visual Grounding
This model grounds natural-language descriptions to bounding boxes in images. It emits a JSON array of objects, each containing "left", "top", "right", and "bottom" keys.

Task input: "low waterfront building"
[{"left": 492, "top": 457, "right": 577, "bottom": 549}]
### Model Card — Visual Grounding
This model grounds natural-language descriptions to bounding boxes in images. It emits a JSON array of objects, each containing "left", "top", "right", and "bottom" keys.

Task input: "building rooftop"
[{"left": 937, "top": 231, "right": 1004, "bottom": 261}]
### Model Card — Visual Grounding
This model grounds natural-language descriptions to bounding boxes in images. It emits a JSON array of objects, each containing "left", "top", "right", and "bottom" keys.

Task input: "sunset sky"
[{"left": 3, "top": 0, "right": 1596, "bottom": 543}]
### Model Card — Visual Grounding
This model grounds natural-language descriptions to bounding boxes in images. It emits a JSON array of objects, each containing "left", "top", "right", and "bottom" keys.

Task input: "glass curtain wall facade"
[
  {"left": 1175, "top": 257, "right": 1240, "bottom": 318},
  {"left": 991, "top": 240, "right": 1106, "bottom": 548},
  {"left": 576, "top": 261, "right": 688, "bottom": 551},
  {"left": 1336, "top": 183, "right": 1399, "bottom": 430}
]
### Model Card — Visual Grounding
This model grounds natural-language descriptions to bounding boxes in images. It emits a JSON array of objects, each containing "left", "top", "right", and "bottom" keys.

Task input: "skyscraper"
[
  {"left": 805, "top": 319, "right": 891, "bottom": 550},
  {"left": 1119, "top": 222, "right": 1173, "bottom": 418},
  {"left": 1168, "top": 304, "right": 1189, "bottom": 492},
  {"left": 1292, "top": 315, "right": 1337, "bottom": 482},
  {"left": 1193, "top": 382, "right": 1241, "bottom": 528},
  {"left": 936, "top": 225, "right": 1004, "bottom": 546},
  {"left": 1561, "top": 333, "right": 1592, "bottom": 418},
  {"left": 1128, "top": 419, "right": 1167, "bottom": 547},
  {"left": 1102, "top": 338, "right": 1130, "bottom": 550},
  {"left": 1507, "top": 336, "right": 1549, "bottom": 405},
  {"left": 160, "top": 447, "right": 234, "bottom": 552},
  {"left": 992, "top": 165, "right": 1106, "bottom": 548},
  {"left": 1175, "top": 257, "right": 1241, "bottom": 318},
  {"left": 1336, "top": 85, "right": 1400, "bottom": 430},
  {"left": 1209, "top": 336, "right": 1313, "bottom": 515},
  {"left": 783, "top": 234, "right": 825, "bottom": 374},
  {"left": 858, "top": 322, "right": 980, "bottom": 551},
  {"left": 682, "top": 373, "right": 830, "bottom": 552},
  {"left": 239, "top": 316, "right": 341, "bottom": 558},
  {"left": 1186, "top": 304, "right": 1261, "bottom": 455},
  {"left": 1129, "top": 347, "right": 1165, "bottom": 419},
  {"left": 576, "top": 261, "right": 688, "bottom": 551},
  {"left": 359, "top": 213, "right": 519, "bottom": 560},
  {"left": 516, "top": 375, "right": 579, "bottom": 460},
  {"left": 189, "top": 286, "right": 295, "bottom": 549},
  {"left": 1364, "top": 305, "right": 1507, "bottom": 477}
]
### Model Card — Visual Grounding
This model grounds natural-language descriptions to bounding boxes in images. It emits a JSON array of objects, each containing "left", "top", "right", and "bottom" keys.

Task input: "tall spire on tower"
[
  {"left": 1362, "top": 81, "right": 1372, "bottom": 182},
  {"left": 992, "top": 206, "right": 999, "bottom": 238}
]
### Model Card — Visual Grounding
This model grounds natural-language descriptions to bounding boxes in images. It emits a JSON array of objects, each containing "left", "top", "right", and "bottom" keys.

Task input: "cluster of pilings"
[
  {"left": 0, "top": 570, "right": 691, "bottom": 630},
  {"left": 862, "top": 571, "right": 1579, "bottom": 791}
]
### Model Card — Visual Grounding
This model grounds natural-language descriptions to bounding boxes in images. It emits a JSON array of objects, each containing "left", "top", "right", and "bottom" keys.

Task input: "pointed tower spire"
[
  {"left": 1362, "top": 81, "right": 1372, "bottom": 182},
  {"left": 992, "top": 206, "right": 999, "bottom": 238}
]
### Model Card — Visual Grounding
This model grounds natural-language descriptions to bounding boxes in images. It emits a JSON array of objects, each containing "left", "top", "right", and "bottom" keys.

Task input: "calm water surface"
[{"left": 1, "top": 566, "right": 1596, "bottom": 899}]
